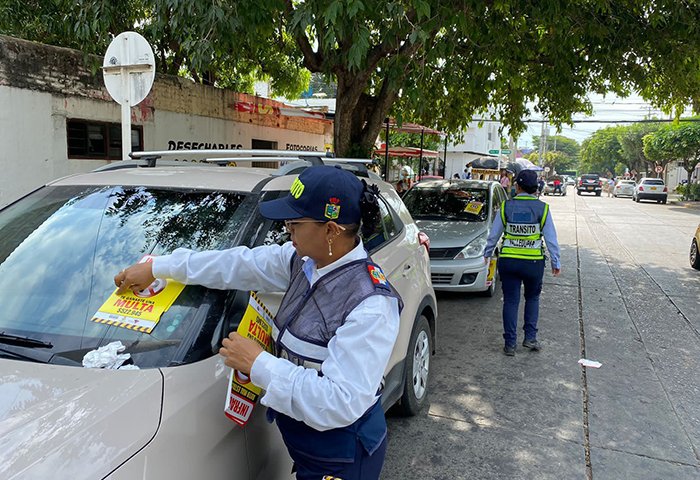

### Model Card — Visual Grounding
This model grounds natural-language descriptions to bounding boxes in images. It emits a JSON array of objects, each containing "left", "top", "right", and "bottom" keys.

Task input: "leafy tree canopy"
[
  {"left": 643, "top": 120, "right": 700, "bottom": 179},
  {"left": 3, "top": 1, "right": 700, "bottom": 157},
  {"left": 579, "top": 126, "right": 625, "bottom": 176}
]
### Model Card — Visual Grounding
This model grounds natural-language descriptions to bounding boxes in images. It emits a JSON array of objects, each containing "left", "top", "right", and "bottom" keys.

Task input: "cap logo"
[
  {"left": 290, "top": 178, "right": 305, "bottom": 199},
  {"left": 325, "top": 203, "right": 340, "bottom": 219}
]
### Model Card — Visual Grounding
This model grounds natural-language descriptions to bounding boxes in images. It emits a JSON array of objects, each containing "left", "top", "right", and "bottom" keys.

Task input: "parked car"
[
  {"left": 633, "top": 177, "right": 668, "bottom": 203},
  {"left": 0, "top": 152, "right": 438, "bottom": 479},
  {"left": 401, "top": 179, "right": 508, "bottom": 296},
  {"left": 690, "top": 223, "right": 700, "bottom": 270},
  {"left": 543, "top": 176, "right": 567, "bottom": 196},
  {"left": 613, "top": 180, "right": 635, "bottom": 197},
  {"left": 577, "top": 174, "right": 603, "bottom": 196}
]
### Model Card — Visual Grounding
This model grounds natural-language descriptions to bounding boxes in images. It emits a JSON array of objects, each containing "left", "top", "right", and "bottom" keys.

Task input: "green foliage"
[
  {"left": 643, "top": 121, "right": 700, "bottom": 182},
  {"left": 380, "top": 131, "right": 440, "bottom": 151},
  {"left": 580, "top": 127, "right": 625, "bottom": 175},
  {"left": 4, "top": 1, "right": 700, "bottom": 156},
  {"left": 531, "top": 135, "right": 580, "bottom": 171}
]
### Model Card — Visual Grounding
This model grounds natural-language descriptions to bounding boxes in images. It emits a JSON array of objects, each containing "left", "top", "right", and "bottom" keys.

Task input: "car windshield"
[
  {"left": 0, "top": 185, "right": 253, "bottom": 367},
  {"left": 643, "top": 179, "right": 665, "bottom": 185},
  {"left": 619, "top": 181, "right": 635, "bottom": 185},
  {"left": 582, "top": 175, "right": 599, "bottom": 180},
  {"left": 402, "top": 186, "right": 489, "bottom": 222}
]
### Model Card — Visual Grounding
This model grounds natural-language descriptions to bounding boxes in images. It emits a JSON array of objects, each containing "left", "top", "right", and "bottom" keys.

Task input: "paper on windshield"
[
  {"left": 224, "top": 292, "right": 274, "bottom": 427},
  {"left": 91, "top": 255, "right": 186, "bottom": 334},
  {"left": 464, "top": 201, "right": 484, "bottom": 214}
]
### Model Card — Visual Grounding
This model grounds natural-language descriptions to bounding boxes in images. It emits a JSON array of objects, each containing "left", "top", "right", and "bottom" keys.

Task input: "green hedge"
[{"left": 676, "top": 182, "right": 700, "bottom": 201}]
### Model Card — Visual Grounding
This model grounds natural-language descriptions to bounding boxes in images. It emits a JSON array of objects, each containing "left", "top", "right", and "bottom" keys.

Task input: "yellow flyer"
[
  {"left": 464, "top": 201, "right": 484, "bottom": 214},
  {"left": 224, "top": 292, "right": 274, "bottom": 426},
  {"left": 486, "top": 257, "right": 497, "bottom": 285},
  {"left": 91, "top": 255, "right": 186, "bottom": 334}
]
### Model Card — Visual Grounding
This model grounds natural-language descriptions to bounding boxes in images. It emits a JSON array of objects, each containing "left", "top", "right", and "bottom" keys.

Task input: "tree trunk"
[{"left": 334, "top": 72, "right": 403, "bottom": 158}]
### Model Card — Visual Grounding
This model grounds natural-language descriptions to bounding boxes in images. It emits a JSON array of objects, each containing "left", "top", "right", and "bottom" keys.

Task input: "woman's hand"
[
  {"left": 219, "top": 333, "right": 264, "bottom": 375},
  {"left": 114, "top": 263, "right": 156, "bottom": 295}
]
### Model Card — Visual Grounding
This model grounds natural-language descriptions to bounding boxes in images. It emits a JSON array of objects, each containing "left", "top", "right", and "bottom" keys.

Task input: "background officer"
[
  {"left": 115, "top": 165, "right": 402, "bottom": 479},
  {"left": 484, "top": 169, "right": 561, "bottom": 356}
]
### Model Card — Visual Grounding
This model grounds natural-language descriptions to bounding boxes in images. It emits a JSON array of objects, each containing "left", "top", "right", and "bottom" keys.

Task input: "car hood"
[
  {"left": 0, "top": 360, "right": 162, "bottom": 479},
  {"left": 415, "top": 219, "right": 488, "bottom": 248}
]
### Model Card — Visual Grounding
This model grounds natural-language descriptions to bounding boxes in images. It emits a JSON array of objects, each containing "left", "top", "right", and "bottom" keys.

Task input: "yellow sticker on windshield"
[
  {"left": 464, "top": 202, "right": 484, "bottom": 214},
  {"left": 91, "top": 255, "right": 185, "bottom": 334}
]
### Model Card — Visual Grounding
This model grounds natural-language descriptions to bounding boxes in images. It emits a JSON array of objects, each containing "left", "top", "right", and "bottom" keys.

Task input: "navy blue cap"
[
  {"left": 259, "top": 165, "right": 363, "bottom": 224},
  {"left": 515, "top": 169, "right": 538, "bottom": 189}
]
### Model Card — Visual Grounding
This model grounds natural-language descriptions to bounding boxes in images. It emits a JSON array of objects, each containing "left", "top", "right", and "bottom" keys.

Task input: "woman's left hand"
[{"left": 219, "top": 333, "right": 264, "bottom": 374}]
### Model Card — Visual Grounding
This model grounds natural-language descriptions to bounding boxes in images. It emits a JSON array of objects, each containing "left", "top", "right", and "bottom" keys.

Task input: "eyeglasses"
[{"left": 283, "top": 220, "right": 347, "bottom": 231}]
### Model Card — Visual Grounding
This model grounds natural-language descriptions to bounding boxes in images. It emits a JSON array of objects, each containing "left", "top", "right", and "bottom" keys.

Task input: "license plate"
[
  {"left": 587, "top": 187, "right": 593, "bottom": 190},
  {"left": 650, "top": 187, "right": 657, "bottom": 190}
]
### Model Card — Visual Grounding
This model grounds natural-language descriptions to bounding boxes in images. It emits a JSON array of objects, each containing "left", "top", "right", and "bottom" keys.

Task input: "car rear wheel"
[
  {"left": 691, "top": 239, "right": 700, "bottom": 270},
  {"left": 396, "top": 315, "right": 431, "bottom": 416},
  {"left": 596, "top": 191, "right": 601, "bottom": 196},
  {"left": 635, "top": 196, "right": 640, "bottom": 202},
  {"left": 662, "top": 199, "right": 667, "bottom": 204}
]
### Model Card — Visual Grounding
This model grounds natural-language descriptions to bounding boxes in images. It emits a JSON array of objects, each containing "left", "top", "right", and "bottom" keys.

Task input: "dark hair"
[
  {"left": 523, "top": 184, "right": 538, "bottom": 194},
  {"left": 346, "top": 180, "right": 381, "bottom": 237}
]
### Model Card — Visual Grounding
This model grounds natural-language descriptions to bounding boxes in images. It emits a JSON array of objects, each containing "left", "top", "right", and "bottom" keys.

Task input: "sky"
[{"left": 517, "top": 92, "right": 695, "bottom": 148}]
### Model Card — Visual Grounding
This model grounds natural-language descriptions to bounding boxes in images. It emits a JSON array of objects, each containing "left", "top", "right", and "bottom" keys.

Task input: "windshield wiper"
[{"left": 0, "top": 332, "right": 53, "bottom": 348}]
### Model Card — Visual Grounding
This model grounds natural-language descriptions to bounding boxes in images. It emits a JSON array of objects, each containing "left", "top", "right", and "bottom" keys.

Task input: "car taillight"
[
  {"left": 418, "top": 231, "right": 430, "bottom": 252},
  {"left": 663, "top": 186, "right": 668, "bottom": 192},
  {"left": 578, "top": 180, "right": 583, "bottom": 186},
  {"left": 639, "top": 186, "right": 644, "bottom": 191}
]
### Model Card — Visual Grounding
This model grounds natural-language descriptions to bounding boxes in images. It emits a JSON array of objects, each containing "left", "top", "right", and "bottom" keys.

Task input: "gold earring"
[{"left": 328, "top": 239, "right": 333, "bottom": 256}]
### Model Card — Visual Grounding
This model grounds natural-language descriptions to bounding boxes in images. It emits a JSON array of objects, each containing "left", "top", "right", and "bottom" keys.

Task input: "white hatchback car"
[{"left": 0, "top": 153, "right": 437, "bottom": 479}]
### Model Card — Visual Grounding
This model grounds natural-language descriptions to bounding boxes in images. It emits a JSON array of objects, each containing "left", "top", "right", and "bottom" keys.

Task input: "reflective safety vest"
[{"left": 499, "top": 196, "right": 549, "bottom": 261}]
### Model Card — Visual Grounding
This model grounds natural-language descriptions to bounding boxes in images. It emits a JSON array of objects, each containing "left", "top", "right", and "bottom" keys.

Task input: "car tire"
[
  {"left": 662, "top": 199, "right": 667, "bottom": 204},
  {"left": 396, "top": 315, "right": 431, "bottom": 416},
  {"left": 577, "top": 191, "right": 581, "bottom": 196},
  {"left": 635, "top": 196, "right": 640, "bottom": 202},
  {"left": 691, "top": 239, "right": 700, "bottom": 270},
  {"left": 596, "top": 191, "right": 601, "bottom": 196}
]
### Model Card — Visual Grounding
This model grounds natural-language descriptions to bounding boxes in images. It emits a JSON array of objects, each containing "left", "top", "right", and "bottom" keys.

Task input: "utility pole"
[{"left": 538, "top": 120, "right": 546, "bottom": 166}]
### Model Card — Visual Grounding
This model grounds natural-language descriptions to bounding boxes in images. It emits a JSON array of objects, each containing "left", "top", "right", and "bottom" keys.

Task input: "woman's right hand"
[{"left": 114, "top": 263, "right": 156, "bottom": 295}]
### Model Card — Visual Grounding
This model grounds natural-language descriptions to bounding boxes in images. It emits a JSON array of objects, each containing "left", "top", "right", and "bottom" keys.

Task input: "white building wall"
[
  {"left": 441, "top": 121, "right": 502, "bottom": 178},
  {"left": 0, "top": 87, "right": 54, "bottom": 206}
]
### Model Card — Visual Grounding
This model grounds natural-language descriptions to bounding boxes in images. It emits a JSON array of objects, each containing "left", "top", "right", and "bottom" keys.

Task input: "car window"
[
  {"left": 582, "top": 175, "right": 599, "bottom": 180},
  {"left": 490, "top": 187, "right": 503, "bottom": 219},
  {"left": 618, "top": 181, "right": 635, "bottom": 185},
  {"left": 0, "top": 185, "right": 254, "bottom": 367},
  {"left": 402, "top": 186, "right": 490, "bottom": 222},
  {"left": 642, "top": 179, "right": 665, "bottom": 185}
]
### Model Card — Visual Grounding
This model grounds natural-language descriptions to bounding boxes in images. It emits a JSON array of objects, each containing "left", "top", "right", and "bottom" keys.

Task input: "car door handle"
[{"left": 402, "top": 264, "right": 413, "bottom": 276}]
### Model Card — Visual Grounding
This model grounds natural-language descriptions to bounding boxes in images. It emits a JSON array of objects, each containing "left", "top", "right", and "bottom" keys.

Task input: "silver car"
[
  {"left": 613, "top": 180, "right": 635, "bottom": 197},
  {"left": 402, "top": 179, "right": 508, "bottom": 296},
  {"left": 0, "top": 153, "right": 437, "bottom": 478}
]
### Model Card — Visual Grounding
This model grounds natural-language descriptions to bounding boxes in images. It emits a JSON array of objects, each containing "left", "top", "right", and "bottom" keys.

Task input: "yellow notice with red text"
[
  {"left": 224, "top": 292, "right": 274, "bottom": 427},
  {"left": 91, "top": 255, "right": 186, "bottom": 334}
]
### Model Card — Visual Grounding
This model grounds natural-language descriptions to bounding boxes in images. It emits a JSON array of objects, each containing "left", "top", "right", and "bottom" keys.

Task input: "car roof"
[
  {"left": 50, "top": 166, "right": 273, "bottom": 192},
  {"left": 48, "top": 164, "right": 396, "bottom": 196}
]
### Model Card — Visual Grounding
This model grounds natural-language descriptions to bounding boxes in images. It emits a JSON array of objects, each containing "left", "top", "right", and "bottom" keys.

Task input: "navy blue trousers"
[
  {"left": 497, "top": 257, "right": 545, "bottom": 347},
  {"left": 291, "top": 436, "right": 387, "bottom": 480}
]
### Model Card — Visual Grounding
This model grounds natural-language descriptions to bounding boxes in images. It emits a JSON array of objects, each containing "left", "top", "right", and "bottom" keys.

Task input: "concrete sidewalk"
[{"left": 382, "top": 195, "right": 700, "bottom": 479}]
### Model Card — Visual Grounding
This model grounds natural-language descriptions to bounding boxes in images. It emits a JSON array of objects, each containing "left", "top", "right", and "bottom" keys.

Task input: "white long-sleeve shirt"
[{"left": 152, "top": 241, "right": 400, "bottom": 431}]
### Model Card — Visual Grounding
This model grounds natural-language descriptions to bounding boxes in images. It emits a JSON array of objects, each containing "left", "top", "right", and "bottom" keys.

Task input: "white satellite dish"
[{"left": 102, "top": 31, "right": 156, "bottom": 160}]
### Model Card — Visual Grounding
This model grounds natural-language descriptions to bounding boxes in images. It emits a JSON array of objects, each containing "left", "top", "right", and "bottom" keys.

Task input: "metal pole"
[
  {"left": 120, "top": 35, "right": 132, "bottom": 161},
  {"left": 419, "top": 128, "right": 424, "bottom": 178},
  {"left": 440, "top": 135, "right": 447, "bottom": 176},
  {"left": 384, "top": 118, "right": 390, "bottom": 179}
]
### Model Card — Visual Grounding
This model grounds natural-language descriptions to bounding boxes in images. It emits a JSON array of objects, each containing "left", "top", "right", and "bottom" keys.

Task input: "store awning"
[
  {"left": 387, "top": 120, "right": 444, "bottom": 136},
  {"left": 374, "top": 144, "right": 439, "bottom": 158}
]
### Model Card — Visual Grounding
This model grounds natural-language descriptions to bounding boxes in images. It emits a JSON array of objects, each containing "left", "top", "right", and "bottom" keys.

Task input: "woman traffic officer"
[{"left": 114, "top": 165, "right": 402, "bottom": 480}]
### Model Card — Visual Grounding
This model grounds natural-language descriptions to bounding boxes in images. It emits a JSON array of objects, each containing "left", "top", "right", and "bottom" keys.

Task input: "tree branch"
[{"left": 283, "top": 0, "right": 322, "bottom": 72}]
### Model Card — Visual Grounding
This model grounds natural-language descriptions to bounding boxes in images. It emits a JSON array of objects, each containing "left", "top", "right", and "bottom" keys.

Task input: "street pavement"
[{"left": 383, "top": 187, "right": 700, "bottom": 479}]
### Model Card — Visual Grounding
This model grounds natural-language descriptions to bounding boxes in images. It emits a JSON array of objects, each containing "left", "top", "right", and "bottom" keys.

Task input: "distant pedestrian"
[
  {"left": 484, "top": 170, "right": 561, "bottom": 356},
  {"left": 607, "top": 178, "right": 615, "bottom": 197},
  {"left": 500, "top": 169, "right": 511, "bottom": 190},
  {"left": 553, "top": 177, "right": 562, "bottom": 194}
]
